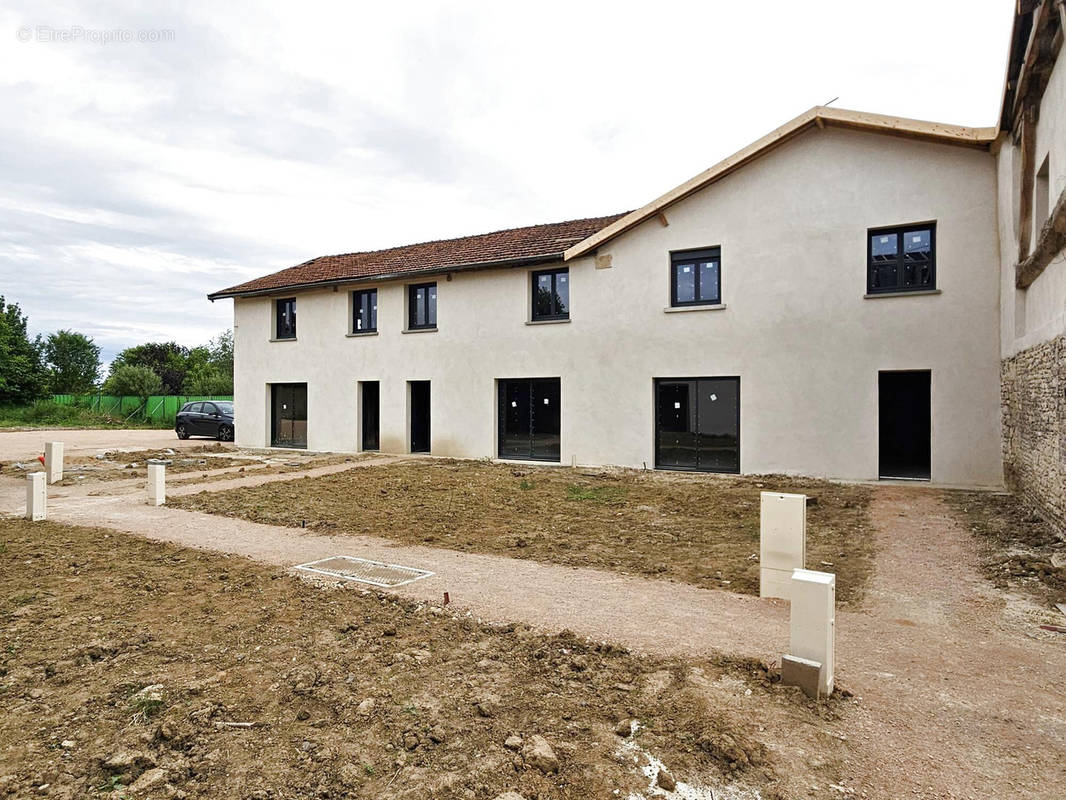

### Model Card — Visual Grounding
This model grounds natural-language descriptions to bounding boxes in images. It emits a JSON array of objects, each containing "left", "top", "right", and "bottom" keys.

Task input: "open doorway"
[
  {"left": 360, "top": 381, "right": 379, "bottom": 451},
  {"left": 409, "top": 380, "right": 431, "bottom": 453},
  {"left": 878, "top": 370, "right": 930, "bottom": 480}
]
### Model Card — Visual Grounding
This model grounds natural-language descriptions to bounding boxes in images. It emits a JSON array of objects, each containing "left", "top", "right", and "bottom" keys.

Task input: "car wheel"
[
  {"left": 176, "top": 424, "right": 190, "bottom": 440},
  {"left": 218, "top": 425, "right": 234, "bottom": 442}
]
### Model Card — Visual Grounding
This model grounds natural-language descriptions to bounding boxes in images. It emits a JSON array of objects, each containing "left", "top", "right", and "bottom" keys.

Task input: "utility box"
[
  {"left": 759, "top": 491, "right": 806, "bottom": 599},
  {"left": 147, "top": 464, "right": 165, "bottom": 506},
  {"left": 26, "top": 472, "right": 46, "bottom": 521},
  {"left": 789, "top": 568, "right": 835, "bottom": 697},
  {"left": 45, "top": 441, "right": 64, "bottom": 484}
]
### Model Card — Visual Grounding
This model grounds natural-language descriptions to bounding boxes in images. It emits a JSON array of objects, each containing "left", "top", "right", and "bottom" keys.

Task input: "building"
[
  {"left": 996, "top": 0, "right": 1066, "bottom": 529},
  {"left": 209, "top": 3, "right": 1064, "bottom": 519}
]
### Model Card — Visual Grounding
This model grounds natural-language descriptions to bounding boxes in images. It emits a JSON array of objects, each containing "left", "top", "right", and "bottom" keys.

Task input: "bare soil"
[
  {"left": 0, "top": 518, "right": 847, "bottom": 800},
  {"left": 165, "top": 454, "right": 373, "bottom": 488},
  {"left": 943, "top": 489, "right": 1066, "bottom": 607},
  {"left": 0, "top": 444, "right": 260, "bottom": 485},
  {"left": 170, "top": 460, "right": 874, "bottom": 604}
]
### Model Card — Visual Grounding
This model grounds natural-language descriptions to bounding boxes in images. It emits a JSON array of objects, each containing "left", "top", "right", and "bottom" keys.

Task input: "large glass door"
[
  {"left": 271, "top": 383, "right": 307, "bottom": 448},
  {"left": 498, "top": 378, "right": 560, "bottom": 462},
  {"left": 655, "top": 377, "right": 739, "bottom": 473}
]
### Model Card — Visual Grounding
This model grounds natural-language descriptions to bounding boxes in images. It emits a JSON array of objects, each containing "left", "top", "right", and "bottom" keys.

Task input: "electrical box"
[
  {"left": 25, "top": 472, "right": 46, "bottom": 521},
  {"left": 789, "top": 568, "right": 835, "bottom": 696},
  {"left": 45, "top": 441, "right": 64, "bottom": 485},
  {"left": 759, "top": 491, "right": 806, "bottom": 599}
]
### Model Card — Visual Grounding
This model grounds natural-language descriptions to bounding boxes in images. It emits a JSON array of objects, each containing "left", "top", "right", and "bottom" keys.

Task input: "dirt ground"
[
  {"left": 0, "top": 444, "right": 260, "bottom": 485},
  {"left": 0, "top": 518, "right": 848, "bottom": 800},
  {"left": 170, "top": 460, "right": 874, "bottom": 604},
  {"left": 944, "top": 489, "right": 1066, "bottom": 607}
]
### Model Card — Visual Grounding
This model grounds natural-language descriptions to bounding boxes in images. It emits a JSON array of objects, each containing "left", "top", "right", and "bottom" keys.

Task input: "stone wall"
[{"left": 1002, "top": 334, "right": 1066, "bottom": 532}]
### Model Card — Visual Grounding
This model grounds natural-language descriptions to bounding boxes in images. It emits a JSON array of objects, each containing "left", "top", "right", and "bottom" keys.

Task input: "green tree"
[
  {"left": 43, "top": 330, "right": 101, "bottom": 394},
  {"left": 109, "top": 342, "right": 188, "bottom": 394},
  {"left": 103, "top": 364, "right": 162, "bottom": 403},
  {"left": 208, "top": 329, "right": 233, "bottom": 378},
  {"left": 184, "top": 363, "right": 231, "bottom": 395},
  {"left": 0, "top": 296, "right": 48, "bottom": 403}
]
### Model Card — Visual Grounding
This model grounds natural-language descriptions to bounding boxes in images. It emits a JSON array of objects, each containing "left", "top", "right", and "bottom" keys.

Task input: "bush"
[{"left": 102, "top": 365, "right": 163, "bottom": 402}]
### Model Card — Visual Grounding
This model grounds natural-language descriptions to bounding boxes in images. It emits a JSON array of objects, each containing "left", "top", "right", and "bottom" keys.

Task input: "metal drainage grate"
[{"left": 294, "top": 556, "right": 434, "bottom": 588}]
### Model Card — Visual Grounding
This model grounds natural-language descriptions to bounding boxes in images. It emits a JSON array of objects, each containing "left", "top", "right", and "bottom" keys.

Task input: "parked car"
[{"left": 175, "top": 400, "right": 235, "bottom": 441}]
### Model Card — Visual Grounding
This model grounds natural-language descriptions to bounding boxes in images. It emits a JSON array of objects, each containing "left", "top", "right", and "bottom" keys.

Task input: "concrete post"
[
  {"left": 759, "top": 491, "right": 806, "bottom": 599},
  {"left": 44, "top": 441, "right": 64, "bottom": 484},
  {"left": 147, "top": 464, "right": 165, "bottom": 506},
  {"left": 25, "top": 473, "right": 46, "bottom": 521},
  {"left": 788, "top": 568, "right": 835, "bottom": 697}
]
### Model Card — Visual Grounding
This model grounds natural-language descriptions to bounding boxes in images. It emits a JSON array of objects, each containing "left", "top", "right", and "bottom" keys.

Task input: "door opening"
[
  {"left": 361, "top": 381, "right": 379, "bottom": 451},
  {"left": 654, "top": 377, "right": 739, "bottom": 473},
  {"left": 409, "top": 380, "right": 431, "bottom": 453},
  {"left": 878, "top": 370, "right": 930, "bottom": 480},
  {"left": 498, "top": 378, "right": 561, "bottom": 461},
  {"left": 271, "top": 383, "right": 307, "bottom": 449}
]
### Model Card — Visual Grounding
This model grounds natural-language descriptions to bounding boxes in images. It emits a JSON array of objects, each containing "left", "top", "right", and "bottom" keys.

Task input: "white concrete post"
[
  {"left": 147, "top": 464, "right": 165, "bottom": 506},
  {"left": 759, "top": 491, "right": 806, "bottom": 599},
  {"left": 44, "top": 441, "right": 64, "bottom": 484},
  {"left": 25, "top": 473, "right": 46, "bottom": 521},
  {"left": 789, "top": 568, "right": 835, "bottom": 697}
]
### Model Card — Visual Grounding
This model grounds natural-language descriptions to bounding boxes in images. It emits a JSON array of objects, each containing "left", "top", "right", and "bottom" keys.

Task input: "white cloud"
[{"left": 0, "top": 0, "right": 1015, "bottom": 365}]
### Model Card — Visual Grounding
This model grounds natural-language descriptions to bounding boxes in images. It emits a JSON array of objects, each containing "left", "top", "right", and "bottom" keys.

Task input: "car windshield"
[{"left": 216, "top": 402, "right": 234, "bottom": 414}]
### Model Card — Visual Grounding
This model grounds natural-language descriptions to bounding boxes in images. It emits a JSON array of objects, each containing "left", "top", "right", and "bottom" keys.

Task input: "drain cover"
[{"left": 294, "top": 556, "right": 434, "bottom": 588}]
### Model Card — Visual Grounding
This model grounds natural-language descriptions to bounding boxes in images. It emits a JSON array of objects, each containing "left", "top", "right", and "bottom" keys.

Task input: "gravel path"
[{"left": 0, "top": 470, "right": 1062, "bottom": 797}]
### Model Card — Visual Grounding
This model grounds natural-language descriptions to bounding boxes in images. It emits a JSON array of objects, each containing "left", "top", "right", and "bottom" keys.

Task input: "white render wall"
[{"left": 232, "top": 127, "right": 1003, "bottom": 486}]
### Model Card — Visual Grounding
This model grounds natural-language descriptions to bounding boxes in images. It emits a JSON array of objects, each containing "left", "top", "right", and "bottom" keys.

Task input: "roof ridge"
[{"left": 209, "top": 211, "right": 629, "bottom": 299}]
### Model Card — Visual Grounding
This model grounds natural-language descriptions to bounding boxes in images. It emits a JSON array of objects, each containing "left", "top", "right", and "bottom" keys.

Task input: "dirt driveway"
[{"left": 0, "top": 428, "right": 200, "bottom": 462}]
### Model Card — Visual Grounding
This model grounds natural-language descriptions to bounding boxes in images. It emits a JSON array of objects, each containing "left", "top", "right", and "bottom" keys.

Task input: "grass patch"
[
  {"left": 171, "top": 460, "right": 874, "bottom": 604},
  {"left": 565, "top": 484, "right": 628, "bottom": 503},
  {"left": 0, "top": 400, "right": 167, "bottom": 429}
]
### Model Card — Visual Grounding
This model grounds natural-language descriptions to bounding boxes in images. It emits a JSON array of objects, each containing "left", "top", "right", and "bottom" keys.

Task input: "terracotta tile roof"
[{"left": 209, "top": 212, "right": 627, "bottom": 299}]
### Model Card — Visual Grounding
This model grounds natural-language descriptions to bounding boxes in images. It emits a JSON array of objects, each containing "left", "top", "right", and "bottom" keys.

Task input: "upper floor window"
[
  {"left": 352, "top": 289, "right": 377, "bottom": 333},
  {"left": 275, "top": 297, "right": 296, "bottom": 339},
  {"left": 408, "top": 282, "right": 437, "bottom": 329},
  {"left": 531, "top": 267, "right": 569, "bottom": 321},
  {"left": 868, "top": 224, "right": 936, "bottom": 294},
  {"left": 671, "top": 248, "right": 720, "bottom": 307}
]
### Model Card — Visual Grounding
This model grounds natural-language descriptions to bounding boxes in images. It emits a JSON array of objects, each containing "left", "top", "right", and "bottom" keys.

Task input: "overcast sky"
[{"left": 1, "top": 0, "right": 1015, "bottom": 366}]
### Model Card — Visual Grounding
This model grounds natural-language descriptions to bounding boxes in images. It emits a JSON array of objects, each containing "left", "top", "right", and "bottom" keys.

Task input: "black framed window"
[
  {"left": 408, "top": 283, "right": 437, "bottom": 329},
  {"left": 352, "top": 289, "right": 377, "bottom": 333},
  {"left": 670, "top": 248, "right": 720, "bottom": 307},
  {"left": 531, "top": 268, "right": 569, "bottom": 320},
  {"left": 275, "top": 297, "right": 296, "bottom": 339},
  {"left": 868, "top": 223, "right": 936, "bottom": 294}
]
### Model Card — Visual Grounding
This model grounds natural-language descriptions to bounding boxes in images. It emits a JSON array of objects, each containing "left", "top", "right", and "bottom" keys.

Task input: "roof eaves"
[{"left": 207, "top": 251, "right": 565, "bottom": 301}]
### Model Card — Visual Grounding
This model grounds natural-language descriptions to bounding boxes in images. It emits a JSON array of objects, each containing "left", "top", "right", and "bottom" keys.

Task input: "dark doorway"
[
  {"left": 655, "top": 377, "right": 739, "bottom": 473},
  {"left": 361, "top": 381, "right": 379, "bottom": 451},
  {"left": 878, "top": 370, "right": 930, "bottom": 480},
  {"left": 498, "top": 378, "right": 561, "bottom": 461},
  {"left": 409, "top": 381, "right": 431, "bottom": 453},
  {"left": 271, "top": 383, "right": 307, "bottom": 448}
]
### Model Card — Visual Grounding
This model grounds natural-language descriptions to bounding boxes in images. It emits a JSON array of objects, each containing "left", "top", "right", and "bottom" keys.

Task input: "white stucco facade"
[{"left": 229, "top": 126, "right": 1003, "bottom": 486}]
